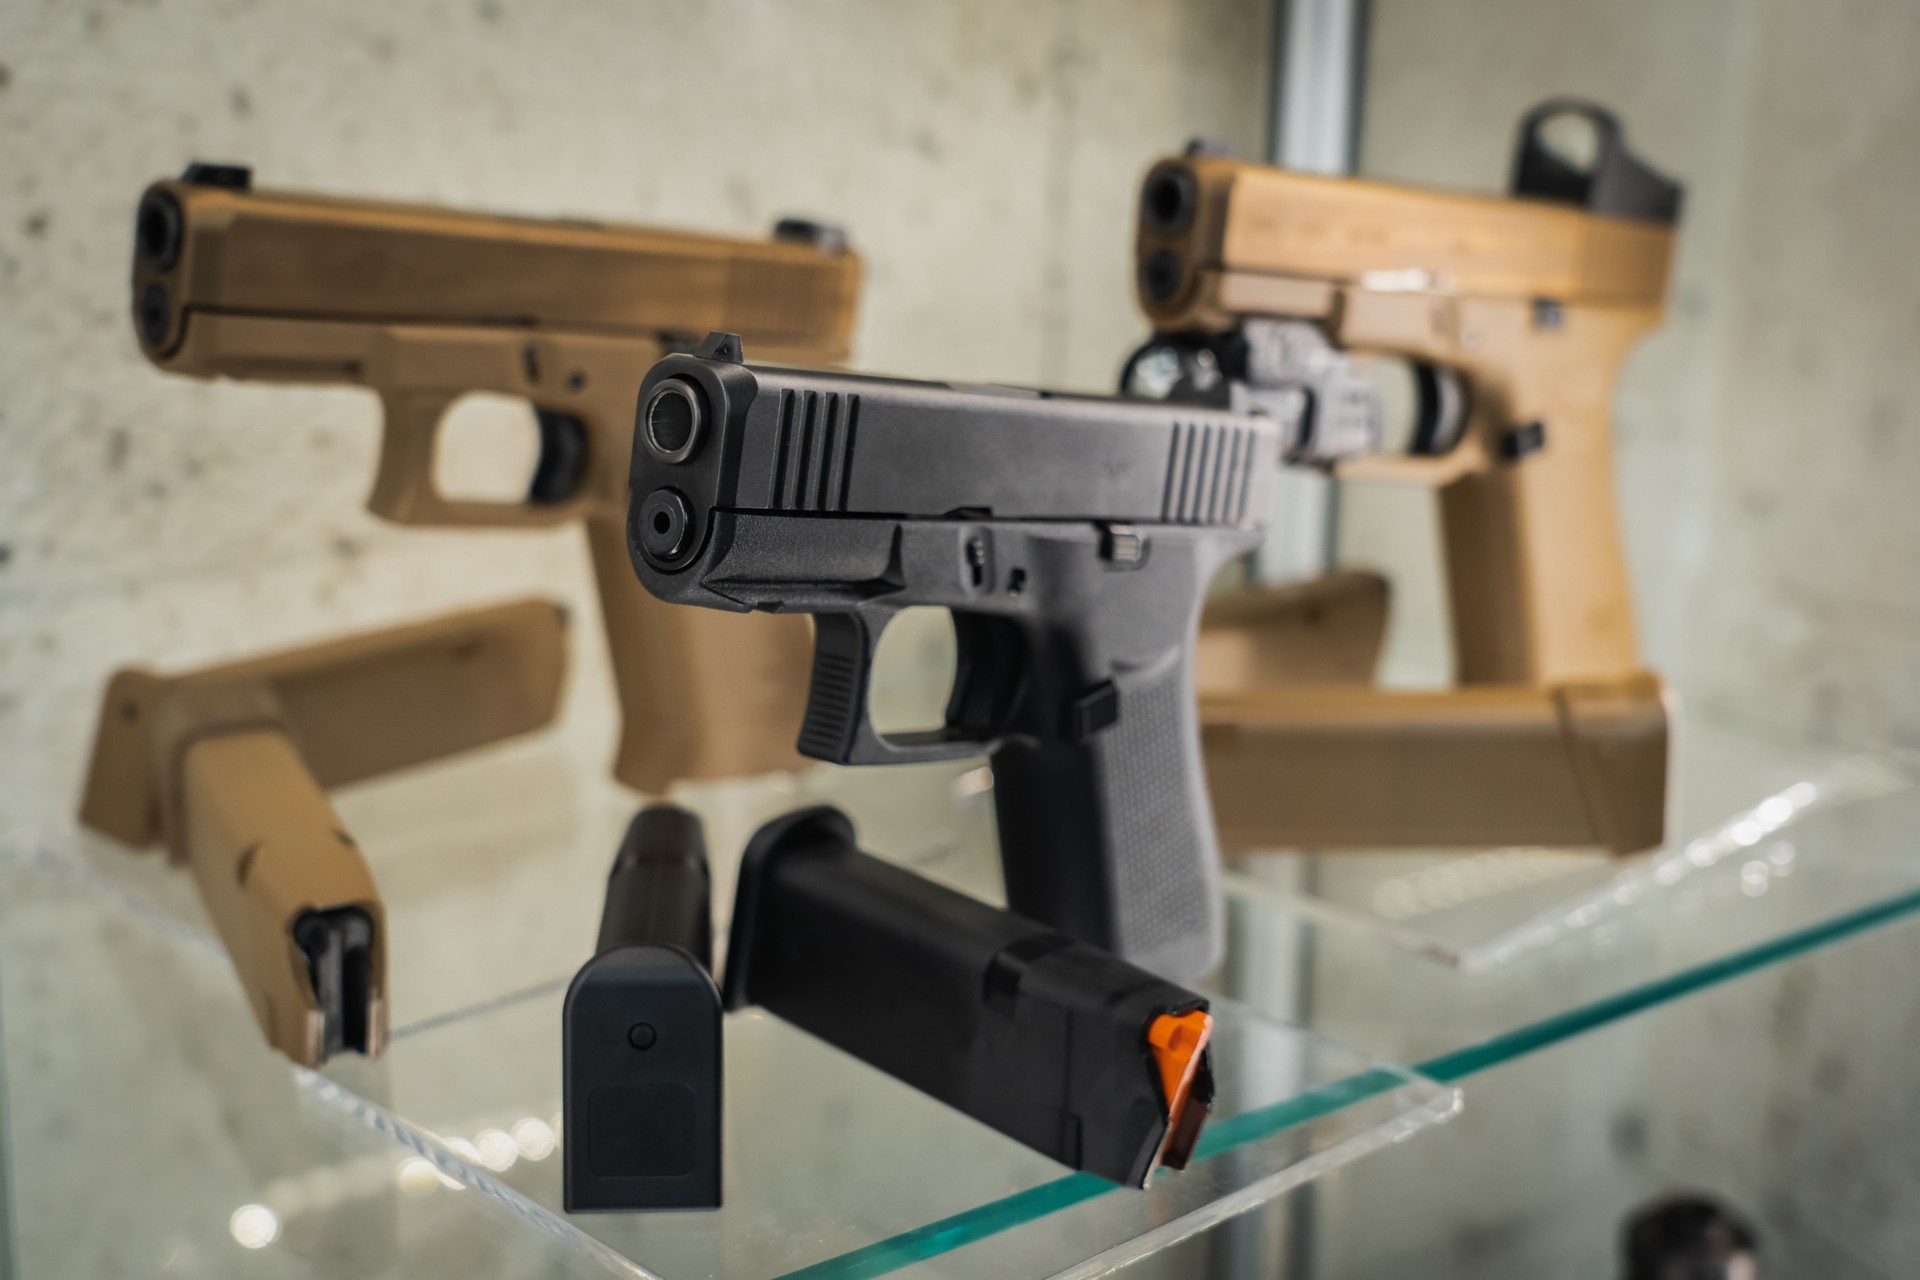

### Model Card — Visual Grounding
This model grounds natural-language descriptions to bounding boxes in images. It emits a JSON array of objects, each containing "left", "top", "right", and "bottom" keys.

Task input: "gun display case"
[{"left": 5, "top": 707, "right": 1919, "bottom": 1279}]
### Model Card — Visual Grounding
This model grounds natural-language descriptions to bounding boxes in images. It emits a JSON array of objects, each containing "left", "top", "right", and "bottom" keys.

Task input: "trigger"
[
  {"left": 797, "top": 613, "right": 879, "bottom": 762},
  {"left": 528, "top": 410, "right": 589, "bottom": 505}
]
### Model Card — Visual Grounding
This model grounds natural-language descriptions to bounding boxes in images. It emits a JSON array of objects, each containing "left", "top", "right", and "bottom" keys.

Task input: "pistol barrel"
[{"left": 76, "top": 601, "right": 568, "bottom": 1066}]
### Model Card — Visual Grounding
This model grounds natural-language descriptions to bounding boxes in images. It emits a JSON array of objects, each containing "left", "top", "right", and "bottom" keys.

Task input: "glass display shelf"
[
  {"left": 323, "top": 978, "right": 1452, "bottom": 1280},
  {"left": 1223, "top": 744, "right": 1920, "bottom": 1073},
  {"left": 0, "top": 793, "right": 1454, "bottom": 1280},
  {"left": 7, "top": 713, "right": 1920, "bottom": 1279},
  {"left": 1253, "top": 908, "right": 1920, "bottom": 1279},
  {"left": 0, "top": 841, "right": 654, "bottom": 1280},
  {"left": 1220, "top": 714, "right": 1918, "bottom": 970}
]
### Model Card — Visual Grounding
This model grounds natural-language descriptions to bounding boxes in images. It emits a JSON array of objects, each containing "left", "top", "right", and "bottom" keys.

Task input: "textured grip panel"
[
  {"left": 1097, "top": 659, "right": 1220, "bottom": 974},
  {"left": 993, "top": 649, "right": 1224, "bottom": 982}
]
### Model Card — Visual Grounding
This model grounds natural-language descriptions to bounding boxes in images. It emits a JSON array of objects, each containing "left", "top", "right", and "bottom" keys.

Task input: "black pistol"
[
  {"left": 624, "top": 333, "right": 1279, "bottom": 980},
  {"left": 723, "top": 807, "right": 1215, "bottom": 1188},
  {"left": 563, "top": 804, "right": 722, "bottom": 1211}
]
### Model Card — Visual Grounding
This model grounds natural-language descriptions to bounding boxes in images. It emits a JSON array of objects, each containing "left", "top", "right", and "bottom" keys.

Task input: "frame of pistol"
[
  {"left": 131, "top": 163, "right": 862, "bottom": 793},
  {"left": 78, "top": 601, "right": 567, "bottom": 1065},
  {"left": 1131, "top": 101, "right": 1682, "bottom": 856}
]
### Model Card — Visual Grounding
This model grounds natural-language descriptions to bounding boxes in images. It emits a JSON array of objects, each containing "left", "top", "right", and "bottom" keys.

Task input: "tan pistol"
[
  {"left": 1132, "top": 102, "right": 1681, "bottom": 856},
  {"left": 78, "top": 601, "right": 568, "bottom": 1066},
  {"left": 131, "top": 164, "right": 862, "bottom": 792}
]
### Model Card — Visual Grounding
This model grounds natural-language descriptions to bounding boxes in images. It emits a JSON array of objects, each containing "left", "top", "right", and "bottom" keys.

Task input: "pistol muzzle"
[
  {"left": 1138, "top": 162, "right": 1199, "bottom": 305},
  {"left": 629, "top": 336, "right": 752, "bottom": 572},
  {"left": 634, "top": 376, "right": 709, "bottom": 569},
  {"left": 641, "top": 377, "right": 709, "bottom": 465},
  {"left": 133, "top": 186, "right": 185, "bottom": 351},
  {"left": 1140, "top": 162, "right": 1199, "bottom": 238},
  {"left": 136, "top": 189, "right": 184, "bottom": 271}
]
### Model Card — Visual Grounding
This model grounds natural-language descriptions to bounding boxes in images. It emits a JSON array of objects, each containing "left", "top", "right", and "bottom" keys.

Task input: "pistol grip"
[
  {"left": 76, "top": 601, "right": 567, "bottom": 1066},
  {"left": 367, "top": 391, "right": 587, "bottom": 528},
  {"left": 1201, "top": 674, "right": 1670, "bottom": 854},
  {"left": 177, "top": 730, "right": 386, "bottom": 1067},
  {"left": 992, "top": 648, "right": 1224, "bottom": 982},
  {"left": 585, "top": 516, "right": 816, "bottom": 791}
]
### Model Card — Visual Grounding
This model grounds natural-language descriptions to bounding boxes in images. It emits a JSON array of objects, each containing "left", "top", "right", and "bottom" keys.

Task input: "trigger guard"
[
  {"left": 796, "top": 611, "right": 1000, "bottom": 766},
  {"left": 528, "top": 410, "right": 589, "bottom": 506},
  {"left": 946, "top": 613, "right": 1025, "bottom": 738}
]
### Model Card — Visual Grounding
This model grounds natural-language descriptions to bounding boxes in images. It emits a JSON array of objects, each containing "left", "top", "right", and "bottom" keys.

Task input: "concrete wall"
[
  {"left": 0, "top": 5, "right": 1270, "bottom": 1277},
  {"left": 1307, "top": 1, "right": 1920, "bottom": 1276},
  {"left": 1313, "top": 7, "right": 1752, "bottom": 1256},
  {"left": 0, "top": 0, "right": 1272, "bottom": 840},
  {"left": 1336, "top": 0, "right": 1754, "bottom": 689},
  {"left": 6, "top": 0, "right": 1916, "bottom": 1275},
  {"left": 1682, "top": 0, "right": 1920, "bottom": 750},
  {"left": 1340, "top": 0, "right": 1920, "bottom": 755}
]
